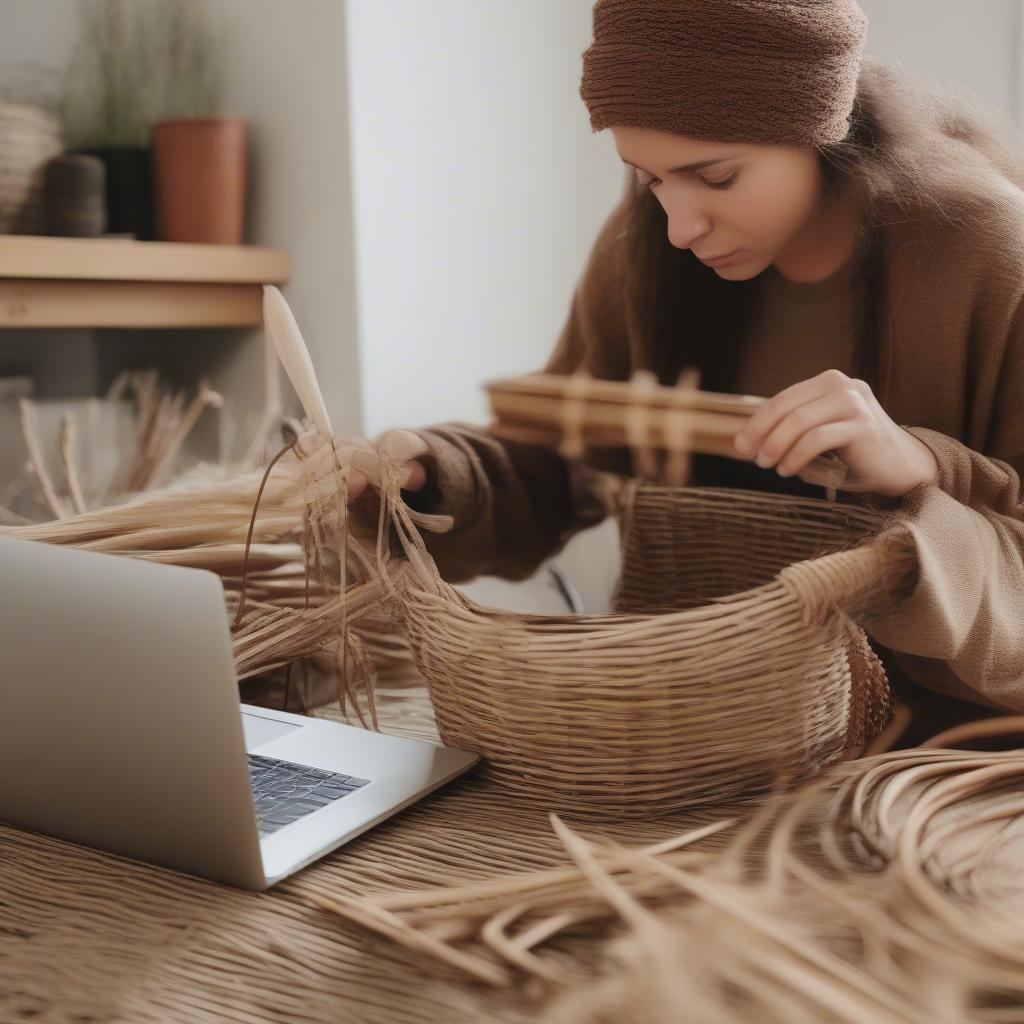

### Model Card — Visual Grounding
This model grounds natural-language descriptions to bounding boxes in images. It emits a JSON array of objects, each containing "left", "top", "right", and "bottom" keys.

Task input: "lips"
[{"left": 699, "top": 249, "right": 739, "bottom": 263}]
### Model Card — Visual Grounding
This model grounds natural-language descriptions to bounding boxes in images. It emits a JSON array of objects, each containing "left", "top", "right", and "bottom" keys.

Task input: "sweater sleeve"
[
  {"left": 387, "top": 202, "right": 634, "bottom": 584},
  {"left": 862, "top": 438, "right": 1024, "bottom": 713},
  {"left": 862, "top": 286, "right": 1024, "bottom": 712}
]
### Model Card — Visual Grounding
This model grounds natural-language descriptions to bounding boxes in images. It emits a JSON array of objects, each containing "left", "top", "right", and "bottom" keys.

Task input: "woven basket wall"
[
  {"left": 0, "top": 104, "right": 62, "bottom": 235},
  {"left": 397, "top": 484, "right": 915, "bottom": 818}
]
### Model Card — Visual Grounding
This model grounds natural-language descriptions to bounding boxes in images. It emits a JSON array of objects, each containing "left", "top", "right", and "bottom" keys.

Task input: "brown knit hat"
[{"left": 580, "top": 0, "right": 868, "bottom": 147}]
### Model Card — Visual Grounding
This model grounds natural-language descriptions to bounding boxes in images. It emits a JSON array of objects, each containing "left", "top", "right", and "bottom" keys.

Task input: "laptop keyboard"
[{"left": 247, "top": 753, "right": 370, "bottom": 840}]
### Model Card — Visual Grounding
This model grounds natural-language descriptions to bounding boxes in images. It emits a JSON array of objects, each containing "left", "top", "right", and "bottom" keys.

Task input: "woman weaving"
[{"left": 349, "top": 0, "right": 1024, "bottom": 742}]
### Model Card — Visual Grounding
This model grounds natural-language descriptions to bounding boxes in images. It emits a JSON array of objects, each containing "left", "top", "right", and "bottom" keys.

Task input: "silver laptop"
[{"left": 0, "top": 535, "right": 478, "bottom": 890}]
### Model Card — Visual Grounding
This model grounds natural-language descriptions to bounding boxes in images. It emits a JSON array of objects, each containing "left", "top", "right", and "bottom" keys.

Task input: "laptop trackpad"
[{"left": 241, "top": 712, "right": 303, "bottom": 752}]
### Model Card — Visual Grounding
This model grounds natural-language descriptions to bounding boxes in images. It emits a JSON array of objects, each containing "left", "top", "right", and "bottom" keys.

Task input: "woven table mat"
[{"left": 0, "top": 682, "right": 743, "bottom": 1024}]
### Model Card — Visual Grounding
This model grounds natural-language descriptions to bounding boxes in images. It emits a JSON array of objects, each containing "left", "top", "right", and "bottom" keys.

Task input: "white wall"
[
  {"left": 1, "top": 1, "right": 77, "bottom": 84},
  {"left": 345, "top": 0, "right": 624, "bottom": 438},
  {"left": 859, "top": 0, "right": 1022, "bottom": 134},
  {"left": 213, "top": 0, "right": 362, "bottom": 439}
]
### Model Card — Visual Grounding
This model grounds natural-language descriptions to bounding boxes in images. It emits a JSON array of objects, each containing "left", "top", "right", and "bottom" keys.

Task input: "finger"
[
  {"left": 346, "top": 468, "right": 371, "bottom": 501},
  {"left": 754, "top": 390, "right": 865, "bottom": 470},
  {"left": 303, "top": 463, "right": 370, "bottom": 503},
  {"left": 377, "top": 428, "right": 429, "bottom": 464},
  {"left": 346, "top": 458, "right": 421, "bottom": 495},
  {"left": 350, "top": 446, "right": 382, "bottom": 487},
  {"left": 778, "top": 421, "right": 860, "bottom": 477},
  {"left": 377, "top": 429, "right": 430, "bottom": 490},
  {"left": 402, "top": 460, "right": 428, "bottom": 492},
  {"left": 734, "top": 369, "right": 850, "bottom": 457},
  {"left": 303, "top": 438, "right": 372, "bottom": 491}
]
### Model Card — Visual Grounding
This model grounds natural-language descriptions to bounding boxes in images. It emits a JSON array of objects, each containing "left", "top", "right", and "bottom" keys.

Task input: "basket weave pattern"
[
  {"left": 398, "top": 484, "right": 911, "bottom": 818},
  {"left": 0, "top": 104, "right": 62, "bottom": 234}
]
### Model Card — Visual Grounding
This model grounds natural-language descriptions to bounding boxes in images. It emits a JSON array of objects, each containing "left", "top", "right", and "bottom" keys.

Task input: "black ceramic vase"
[{"left": 77, "top": 145, "right": 154, "bottom": 240}]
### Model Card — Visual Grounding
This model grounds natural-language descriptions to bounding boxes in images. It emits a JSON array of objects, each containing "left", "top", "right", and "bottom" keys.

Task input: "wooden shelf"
[{"left": 0, "top": 235, "right": 289, "bottom": 328}]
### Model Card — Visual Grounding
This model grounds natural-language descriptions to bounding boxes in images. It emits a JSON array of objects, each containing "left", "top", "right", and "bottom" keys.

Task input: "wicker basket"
[
  {"left": 0, "top": 104, "right": 62, "bottom": 234},
  {"left": 393, "top": 483, "right": 916, "bottom": 818}
]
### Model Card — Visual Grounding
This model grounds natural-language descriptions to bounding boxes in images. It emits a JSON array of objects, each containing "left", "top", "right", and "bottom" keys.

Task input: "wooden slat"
[
  {"left": 0, "top": 235, "right": 288, "bottom": 284},
  {"left": 484, "top": 371, "right": 848, "bottom": 490},
  {"left": 489, "top": 392, "right": 749, "bottom": 439},
  {"left": 0, "top": 279, "right": 264, "bottom": 327},
  {"left": 486, "top": 372, "right": 766, "bottom": 415},
  {"left": 490, "top": 421, "right": 744, "bottom": 459}
]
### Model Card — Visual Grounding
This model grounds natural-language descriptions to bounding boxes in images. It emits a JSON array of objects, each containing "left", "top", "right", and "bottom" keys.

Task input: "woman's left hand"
[{"left": 732, "top": 369, "right": 939, "bottom": 497}]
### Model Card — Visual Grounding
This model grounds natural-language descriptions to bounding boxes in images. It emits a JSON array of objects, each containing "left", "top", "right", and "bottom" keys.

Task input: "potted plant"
[
  {"left": 149, "top": 0, "right": 246, "bottom": 245},
  {"left": 59, "top": 0, "right": 242, "bottom": 244},
  {"left": 59, "top": 0, "right": 159, "bottom": 239}
]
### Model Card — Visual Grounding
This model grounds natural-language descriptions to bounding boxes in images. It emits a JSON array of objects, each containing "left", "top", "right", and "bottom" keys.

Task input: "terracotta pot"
[{"left": 152, "top": 118, "right": 247, "bottom": 244}]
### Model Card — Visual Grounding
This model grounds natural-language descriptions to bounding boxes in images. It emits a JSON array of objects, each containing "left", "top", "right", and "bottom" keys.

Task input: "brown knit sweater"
[{"left": 390, "top": 123, "right": 1024, "bottom": 723}]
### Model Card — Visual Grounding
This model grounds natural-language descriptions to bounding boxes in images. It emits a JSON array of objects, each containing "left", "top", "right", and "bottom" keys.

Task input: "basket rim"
[{"left": 400, "top": 547, "right": 896, "bottom": 637}]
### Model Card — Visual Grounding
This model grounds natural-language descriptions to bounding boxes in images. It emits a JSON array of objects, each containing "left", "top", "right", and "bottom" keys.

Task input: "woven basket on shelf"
[
  {"left": 388, "top": 481, "right": 916, "bottom": 818},
  {"left": 0, "top": 103, "right": 62, "bottom": 234}
]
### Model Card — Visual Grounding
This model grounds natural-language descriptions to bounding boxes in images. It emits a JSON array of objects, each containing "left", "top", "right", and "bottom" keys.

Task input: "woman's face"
[{"left": 610, "top": 126, "right": 829, "bottom": 281}]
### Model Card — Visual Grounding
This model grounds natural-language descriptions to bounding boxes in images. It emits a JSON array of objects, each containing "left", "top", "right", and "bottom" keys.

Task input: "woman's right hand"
[{"left": 340, "top": 429, "right": 429, "bottom": 502}]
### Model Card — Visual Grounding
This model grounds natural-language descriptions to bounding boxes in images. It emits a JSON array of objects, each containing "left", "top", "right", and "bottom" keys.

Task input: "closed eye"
[
  {"left": 704, "top": 172, "right": 738, "bottom": 190},
  {"left": 637, "top": 171, "right": 739, "bottom": 191}
]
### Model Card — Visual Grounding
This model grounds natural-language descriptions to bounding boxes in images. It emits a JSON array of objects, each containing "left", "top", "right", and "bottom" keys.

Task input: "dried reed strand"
[
  {"left": 146, "top": 378, "right": 224, "bottom": 490},
  {"left": 241, "top": 326, "right": 286, "bottom": 469},
  {"left": 59, "top": 412, "right": 88, "bottom": 515},
  {"left": 120, "top": 371, "right": 224, "bottom": 493},
  {"left": 18, "top": 398, "right": 67, "bottom": 519},
  {"left": 320, "top": 719, "right": 1024, "bottom": 1024}
]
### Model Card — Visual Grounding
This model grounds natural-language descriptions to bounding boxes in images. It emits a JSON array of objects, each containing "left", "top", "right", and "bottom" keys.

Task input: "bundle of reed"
[
  {"left": 4, "top": 396, "right": 360, "bottom": 575},
  {"left": 485, "top": 370, "right": 848, "bottom": 492},
  {"left": 10, "top": 372, "right": 225, "bottom": 524},
  {"left": 110, "top": 369, "right": 225, "bottom": 494},
  {"left": 0, "top": 430, "right": 368, "bottom": 697},
  {"left": 231, "top": 572, "right": 413, "bottom": 681},
  {"left": 230, "top": 574, "right": 413, "bottom": 728},
  {"left": 0, "top": 287, "right": 443, "bottom": 704},
  {"left": 6, "top": 478, "right": 294, "bottom": 551},
  {"left": 315, "top": 718, "right": 1024, "bottom": 1024}
]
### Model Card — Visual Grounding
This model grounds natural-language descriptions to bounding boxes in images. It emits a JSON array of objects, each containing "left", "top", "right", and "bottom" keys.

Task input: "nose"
[{"left": 658, "top": 190, "right": 712, "bottom": 251}]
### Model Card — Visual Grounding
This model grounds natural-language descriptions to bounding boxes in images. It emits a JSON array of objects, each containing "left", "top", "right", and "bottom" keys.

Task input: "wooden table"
[
  {"left": 0, "top": 235, "right": 289, "bottom": 328},
  {"left": 0, "top": 680, "right": 725, "bottom": 1024}
]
